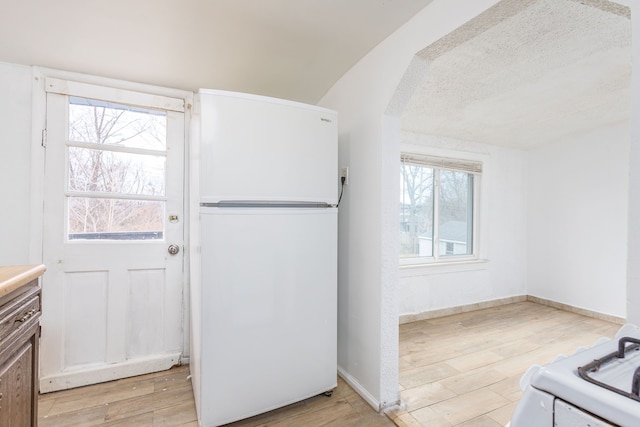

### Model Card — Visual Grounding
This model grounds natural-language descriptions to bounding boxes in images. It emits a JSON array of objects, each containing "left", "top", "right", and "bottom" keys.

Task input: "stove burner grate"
[{"left": 578, "top": 337, "right": 640, "bottom": 402}]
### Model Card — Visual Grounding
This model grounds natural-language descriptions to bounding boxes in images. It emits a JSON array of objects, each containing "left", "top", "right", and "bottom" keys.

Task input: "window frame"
[
  {"left": 400, "top": 153, "right": 481, "bottom": 266},
  {"left": 65, "top": 96, "right": 169, "bottom": 241}
]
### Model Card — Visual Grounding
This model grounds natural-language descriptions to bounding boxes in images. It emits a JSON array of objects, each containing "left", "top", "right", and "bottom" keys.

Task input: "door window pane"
[
  {"left": 68, "top": 147, "right": 165, "bottom": 196},
  {"left": 66, "top": 96, "right": 168, "bottom": 241},
  {"left": 68, "top": 197, "right": 164, "bottom": 240},
  {"left": 69, "top": 96, "right": 166, "bottom": 150},
  {"left": 438, "top": 170, "right": 473, "bottom": 256}
]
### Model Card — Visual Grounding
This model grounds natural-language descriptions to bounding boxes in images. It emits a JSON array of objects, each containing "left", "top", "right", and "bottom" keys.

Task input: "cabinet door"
[{"left": 0, "top": 340, "right": 34, "bottom": 426}]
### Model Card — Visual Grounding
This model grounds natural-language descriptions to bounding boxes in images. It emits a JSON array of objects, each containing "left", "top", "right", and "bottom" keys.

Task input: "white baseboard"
[
  {"left": 40, "top": 352, "right": 181, "bottom": 393},
  {"left": 337, "top": 365, "right": 381, "bottom": 411}
]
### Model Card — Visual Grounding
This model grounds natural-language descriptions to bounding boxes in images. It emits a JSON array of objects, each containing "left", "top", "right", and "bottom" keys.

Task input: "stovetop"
[{"left": 528, "top": 325, "right": 640, "bottom": 427}]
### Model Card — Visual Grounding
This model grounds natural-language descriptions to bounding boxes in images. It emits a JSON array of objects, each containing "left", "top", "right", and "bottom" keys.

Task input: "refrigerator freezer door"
[
  {"left": 199, "top": 90, "right": 338, "bottom": 204},
  {"left": 199, "top": 207, "right": 337, "bottom": 426}
]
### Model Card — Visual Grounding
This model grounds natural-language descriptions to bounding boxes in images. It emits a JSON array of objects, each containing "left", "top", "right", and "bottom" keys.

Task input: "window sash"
[
  {"left": 400, "top": 155, "right": 479, "bottom": 265},
  {"left": 63, "top": 93, "right": 172, "bottom": 241}
]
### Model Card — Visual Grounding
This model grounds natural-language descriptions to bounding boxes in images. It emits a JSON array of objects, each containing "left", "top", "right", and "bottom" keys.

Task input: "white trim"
[
  {"left": 29, "top": 72, "right": 47, "bottom": 264},
  {"left": 400, "top": 158, "right": 480, "bottom": 265},
  {"left": 34, "top": 66, "right": 193, "bottom": 102},
  {"left": 400, "top": 258, "right": 489, "bottom": 276},
  {"left": 65, "top": 191, "right": 168, "bottom": 202},
  {"left": 68, "top": 140, "right": 167, "bottom": 157},
  {"left": 45, "top": 77, "right": 185, "bottom": 112},
  {"left": 40, "top": 352, "right": 181, "bottom": 393},
  {"left": 337, "top": 366, "right": 381, "bottom": 411}
]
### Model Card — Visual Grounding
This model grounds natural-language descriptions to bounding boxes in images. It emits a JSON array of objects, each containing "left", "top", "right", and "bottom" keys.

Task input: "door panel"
[
  {"left": 63, "top": 271, "right": 108, "bottom": 367},
  {"left": 40, "top": 82, "right": 185, "bottom": 392},
  {"left": 127, "top": 269, "right": 165, "bottom": 358}
]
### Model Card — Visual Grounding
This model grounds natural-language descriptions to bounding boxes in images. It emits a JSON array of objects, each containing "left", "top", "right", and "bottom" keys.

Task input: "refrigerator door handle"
[{"left": 200, "top": 201, "right": 336, "bottom": 208}]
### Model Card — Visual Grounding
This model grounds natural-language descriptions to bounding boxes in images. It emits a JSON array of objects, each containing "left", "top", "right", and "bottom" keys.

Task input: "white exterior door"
[{"left": 40, "top": 78, "right": 186, "bottom": 392}]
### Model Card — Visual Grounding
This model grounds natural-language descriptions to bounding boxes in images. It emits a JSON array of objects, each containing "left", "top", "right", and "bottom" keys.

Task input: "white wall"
[
  {"left": 0, "top": 61, "right": 33, "bottom": 265},
  {"left": 621, "top": 0, "right": 640, "bottom": 324},
  {"left": 399, "top": 134, "right": 527, "bottom": 317},
  {"left": 321, "top": 0, "right": 635, "bottom": 408},
  {"left": 319, "top": 0, "right": 502, "bottom": 409},
  {"left": 527, "top": 123, "right": 630, "bottom": 318}
]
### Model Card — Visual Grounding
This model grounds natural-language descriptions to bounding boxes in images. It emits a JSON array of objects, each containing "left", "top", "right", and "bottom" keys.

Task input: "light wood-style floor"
[
  {"left": 37, "top": 365, "right": 394, "bottom": 426},
  {"left": 37, "top": 301, "right": 621, "bottom": 427},
  {"left": 38, "top": 366, "right": 198, "bottom": 426},
  {"left": 388, "top": 301, "right": 621, "bottom": 427}
]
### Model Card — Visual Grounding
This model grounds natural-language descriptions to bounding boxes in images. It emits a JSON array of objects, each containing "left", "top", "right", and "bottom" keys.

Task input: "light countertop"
[{"left": 0, "top": 265, "right": 46, "bottom": 299}]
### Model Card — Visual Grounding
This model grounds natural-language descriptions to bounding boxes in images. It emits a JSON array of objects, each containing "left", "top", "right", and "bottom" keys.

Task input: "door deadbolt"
[{"left": 168, "top": 244, "right": 180, "bottom": 255}]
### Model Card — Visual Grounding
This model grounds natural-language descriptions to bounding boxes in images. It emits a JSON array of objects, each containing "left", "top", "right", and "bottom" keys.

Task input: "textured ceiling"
[
  {"left": 400, "top": 0, "right": 632, "bottom": 149},
  {"left": 0, "top": 0, "right": 434, "bottom": 104}
]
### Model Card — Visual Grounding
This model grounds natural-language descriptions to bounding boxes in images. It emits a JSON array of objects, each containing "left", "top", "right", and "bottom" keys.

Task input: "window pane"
[
  {"left": 400, "top": 164, "right": 434, "bottom": 257},
  {"left": 68, "top": 197, "right": 164, "bottom": 240},
  {"left": 69, "top": 97, "right": 166, "bottom": 150},
  {"left": 439, "top": 170, "right": 473, "bottom": 256},
  {"left": 68, "top": 147, "right": 165, "bottom": 196}
]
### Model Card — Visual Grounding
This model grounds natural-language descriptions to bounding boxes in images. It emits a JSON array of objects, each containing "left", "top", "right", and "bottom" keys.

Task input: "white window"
[
  {"left": 66, "top": 96, "right": 168, "bottom": 241},
  {"left": 400, "top": 154, "right": 481, "bottom": 265}
]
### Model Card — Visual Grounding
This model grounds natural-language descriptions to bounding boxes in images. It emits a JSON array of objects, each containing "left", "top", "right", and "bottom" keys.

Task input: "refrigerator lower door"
[{"left": 198, "top": 207, "right": 337, "bottom": 426}]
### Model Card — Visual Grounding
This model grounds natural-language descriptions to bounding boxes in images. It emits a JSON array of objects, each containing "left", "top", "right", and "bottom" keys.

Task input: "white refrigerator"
[{"left": 191, "top": 89, "right": 338, "bottom": 427}]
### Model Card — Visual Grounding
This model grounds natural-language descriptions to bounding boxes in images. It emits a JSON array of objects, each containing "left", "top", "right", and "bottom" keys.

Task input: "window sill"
[{"left": 399, "top": 258, "right": 489, "bottom": 277}]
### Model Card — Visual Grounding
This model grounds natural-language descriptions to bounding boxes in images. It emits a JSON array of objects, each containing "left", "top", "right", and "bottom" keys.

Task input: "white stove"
[{"left": 508, "top": 324, "right": 640, "bottom": 427}]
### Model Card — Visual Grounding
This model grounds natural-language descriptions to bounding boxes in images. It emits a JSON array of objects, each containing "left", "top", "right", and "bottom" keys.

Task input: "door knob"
[{"left": 168, "top": 244, "right": 180, "bottom": 255}]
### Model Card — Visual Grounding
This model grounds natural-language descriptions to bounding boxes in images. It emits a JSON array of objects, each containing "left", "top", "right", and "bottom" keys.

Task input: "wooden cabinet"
[{"left": 0, "top": 266, "right": 44, "bottom": 427}]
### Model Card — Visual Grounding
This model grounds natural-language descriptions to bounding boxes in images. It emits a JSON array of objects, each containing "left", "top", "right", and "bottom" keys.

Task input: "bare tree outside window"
[
  {"left": 400, "top": 164, "right": 433, "bottom": 256},
  {"left": 66, "top": 98, "right": 167, "bottom": 240}
]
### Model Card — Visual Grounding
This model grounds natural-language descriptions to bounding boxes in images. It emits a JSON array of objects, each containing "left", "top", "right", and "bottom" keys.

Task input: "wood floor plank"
[
  {"left": 152, "top": 401, "right": 198, "bottom": 426},
  {"left": 400, "top": 382, "right": 457, "bottom": 412},
  {"left": 409, "top": 406, "right": 452, "bottom": 427},
  {"left": 400, "top": 362, "right": 460, "bottom": 389},
  {"left": 430, "top": 389, "right": 510, "bottom": 425},
  {"left": 38, "top": 403, "right": 110, "bottom": 427},
  {"left": 395, "top": 301, "right": 623, "bottom": 426},
  {"left": 486, "top": 401, "right": 519, "bottom": 426},
  {"left": 437, "top": 367, "right": 506, "bottom": 395}
]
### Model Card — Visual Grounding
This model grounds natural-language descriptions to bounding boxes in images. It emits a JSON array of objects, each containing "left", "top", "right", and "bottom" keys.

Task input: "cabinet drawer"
[{"left": 0, "top": 294, "right": 40, "bottom": 344}]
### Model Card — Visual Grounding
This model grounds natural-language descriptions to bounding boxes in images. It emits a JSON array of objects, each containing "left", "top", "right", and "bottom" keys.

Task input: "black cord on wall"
[{"left": 337, "top": 176, "right": 346, "bottom": 207}]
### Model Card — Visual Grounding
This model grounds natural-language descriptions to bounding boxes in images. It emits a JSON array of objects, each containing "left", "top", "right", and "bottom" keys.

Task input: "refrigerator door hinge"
[{"left": 41, "top": 129, "right": 47, "bottom": 147}]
